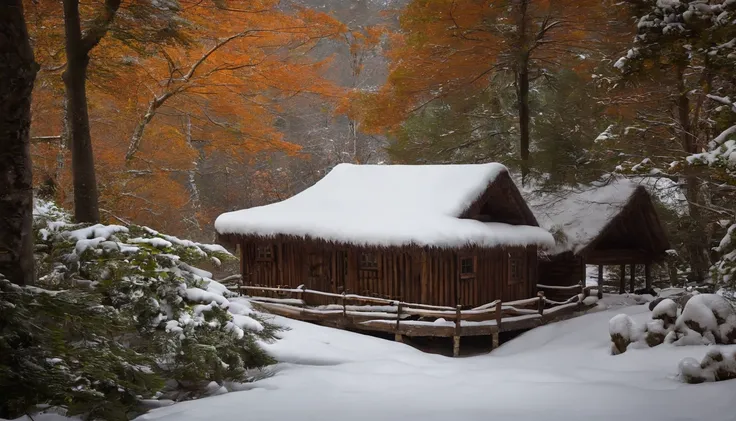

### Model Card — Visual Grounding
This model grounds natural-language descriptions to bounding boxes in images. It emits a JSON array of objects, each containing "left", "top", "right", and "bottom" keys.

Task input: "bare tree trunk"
[
  {"left": 61, "top": 0, "right": 121, "bottom": 223},
  {"left": 63, "top": 0, "right": 100, "bottom": 223},
  {"left": 515, "top": 0, "right": 531, "bottom": 185},
  {"left": 518, "top": 56, "right": 530, "bottom": 183},
  {"left": 0, "top": 0, "right": 39, "bottom": 286},
  {"left": 675, "top": 64, "right": 710, "bottom": 282}
]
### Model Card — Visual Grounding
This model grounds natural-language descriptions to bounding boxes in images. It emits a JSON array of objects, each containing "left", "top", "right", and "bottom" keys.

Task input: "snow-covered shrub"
[
  {"left": 679, "top": 348, "right": 736, "bottom": 384},
  {"left": 0, "top": 276, "right": 163, "bottom": 420},
  {"left": 671, "top": 294, "right": 736, "bottom": 345},
  {"left": 645, "top": 299, "right": 678, "bottom": 347},
  {"left": 609, "top": 314, "right": 636, "bottom": 355},
  {"left": 0, "top": 200, "right": 278, "bottom": 420}
]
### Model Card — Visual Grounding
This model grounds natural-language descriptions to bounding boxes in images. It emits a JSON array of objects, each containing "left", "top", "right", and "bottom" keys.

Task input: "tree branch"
[{"left": 80, "top": 0, "right": 122, "bottom": 54}]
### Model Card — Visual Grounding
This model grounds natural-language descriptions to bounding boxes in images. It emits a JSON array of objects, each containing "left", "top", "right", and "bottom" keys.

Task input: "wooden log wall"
[
  {"left": 240, "top": 239, "right": 539, "bottom": 309},
  {"left": 538, "top": 252, "right": 584, "bottom": 288}
]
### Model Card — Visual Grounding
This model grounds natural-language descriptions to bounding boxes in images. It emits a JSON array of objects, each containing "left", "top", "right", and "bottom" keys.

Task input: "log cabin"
[
  {"left": 525, "top": 179, "right": 670, "bottom": 297},
  {"left": 215, "top": 163, "right": 555, "bottom": 308}
]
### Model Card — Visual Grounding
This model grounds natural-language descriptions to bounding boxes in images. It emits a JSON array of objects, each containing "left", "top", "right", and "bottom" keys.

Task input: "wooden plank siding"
[
  {"left": 240, "top": 240, "right": 539, "bottom": 308},
  {"left": 538, "top": 252, "right": 585, "bottom": 288}
]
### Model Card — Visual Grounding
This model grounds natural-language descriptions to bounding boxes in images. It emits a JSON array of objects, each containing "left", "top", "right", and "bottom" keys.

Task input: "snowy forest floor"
[{"left": 127, "top": 295, "right": 736, "bottom": 421}]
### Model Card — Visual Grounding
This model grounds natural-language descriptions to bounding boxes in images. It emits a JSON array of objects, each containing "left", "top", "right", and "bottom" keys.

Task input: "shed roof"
[
  {"left": 215, "top": 163, "right": 555, "bottom": 249},
  {"left": 524, "top": 178, "right": 670, "bottom": 259}
]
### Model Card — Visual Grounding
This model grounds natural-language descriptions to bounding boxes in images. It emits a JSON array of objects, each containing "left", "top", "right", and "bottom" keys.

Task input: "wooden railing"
[{"left": 227, "top": 283, "right": 599, "bottom": 356}]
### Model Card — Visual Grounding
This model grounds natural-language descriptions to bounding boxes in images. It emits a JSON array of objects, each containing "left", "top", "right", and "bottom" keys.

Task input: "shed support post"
[
  {"left": 453, "top": 304, "right": 461, "bottom": 357},
  {"left": 597, "top": 265, "right": 604, "bottom": 299},
  {"left": 645, "top": 264, "right": 652, "bottom": 290},
  {"left": 629, "top": 264, "right": 635, "bottom": 293},
  {"left": 619, "top": 265, "right": 626, "bottom": 294},
  {"left": 239, "top": 242, "right": 246, "bottom": 296},
  {"left": 492, "top": 332, "right": 499, "bottom": 350}
]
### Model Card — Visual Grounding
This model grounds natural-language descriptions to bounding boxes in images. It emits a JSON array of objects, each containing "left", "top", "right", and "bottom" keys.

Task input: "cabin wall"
[
  {"left": 538, "top": 253, "right": 585, "bottom": 287},
  {"left": 240, "top": 240, "right": 538, "bottom": 308}
]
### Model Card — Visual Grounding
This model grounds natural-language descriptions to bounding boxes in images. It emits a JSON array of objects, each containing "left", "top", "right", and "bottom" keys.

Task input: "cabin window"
[
  {"left": 360, "top": 252, "right": 379, "bottom": 270},
  {"left": 459, "top": 256, "right": 476, "bottom": 279},
  {"left": 256, "top": 245, "right": 273, "bottom": 261},
  {"left": 508, "top": 250, "right": 524, "bottom": 284}
]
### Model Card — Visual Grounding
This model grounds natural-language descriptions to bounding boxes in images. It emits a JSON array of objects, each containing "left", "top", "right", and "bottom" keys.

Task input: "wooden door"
[{"left": 306, "top": 251, "right": 332, "bottom": 292}]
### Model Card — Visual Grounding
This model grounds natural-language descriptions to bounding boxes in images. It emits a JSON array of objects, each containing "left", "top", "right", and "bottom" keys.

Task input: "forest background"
[{"left": 22, "top": 0, "right": 736, "bottom": 286}]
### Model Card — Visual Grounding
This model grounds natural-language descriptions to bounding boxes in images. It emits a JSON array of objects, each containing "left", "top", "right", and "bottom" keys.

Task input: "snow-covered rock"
[
  {"left": 676, "top": 294, "right": 736, "bottom": 344},
  {"left": 679, "top": 348, "right": 736, "bottom": 384}
]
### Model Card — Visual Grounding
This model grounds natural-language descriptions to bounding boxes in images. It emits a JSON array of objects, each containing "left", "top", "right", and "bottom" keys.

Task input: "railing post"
[
  {"left": 395, "top": 301, "right": 403, "bottom": 343},
  {"left": 493, "top": 300, "right": 502, "bottom": 350},
  {"left": 342, "top": 291, "right": 347, "bottom": 319},
  {"left": 296, "top": 285, "right": 305, "bottom": 308},
  {"left": 453, "top": 304, "right": 462, "bottom": 357},
  {"left": 537, "top": 291, "right": 545, "bottom": 316}
]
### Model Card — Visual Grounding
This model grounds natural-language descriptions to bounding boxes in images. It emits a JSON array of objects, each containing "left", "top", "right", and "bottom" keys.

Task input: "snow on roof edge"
[{"left": 215, "top": 163, "right": 554, "bottom": 250}]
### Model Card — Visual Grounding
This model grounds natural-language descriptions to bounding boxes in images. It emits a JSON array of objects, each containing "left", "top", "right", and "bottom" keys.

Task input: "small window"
[
  {"left": 460, "top": 256, "right": 476, "bottom": 279},
  {"left": 360, "top": 252, "right": 378, "bottom": 270},
  {"left": 508, "top": 250, "right": 524, "bottom": 285},
  {"left": 256, "top": 245, "right": 273, "bottom": 261}
]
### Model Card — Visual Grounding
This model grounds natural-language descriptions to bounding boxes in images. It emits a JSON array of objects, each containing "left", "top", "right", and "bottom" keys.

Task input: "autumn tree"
[
  {"left": 27, "top": 0, "right": 347, "bottom": 237},
  {"left": 359, "top": 0, "right": 613, "bottom": 182},
  {"left": 0, "top": 0, "right": 38, "bottom": 286}
]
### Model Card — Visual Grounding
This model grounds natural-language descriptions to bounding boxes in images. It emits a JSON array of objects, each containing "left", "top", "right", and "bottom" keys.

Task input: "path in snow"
[{"left": 137, "top": 299, "right": 736, "bottom": 421}]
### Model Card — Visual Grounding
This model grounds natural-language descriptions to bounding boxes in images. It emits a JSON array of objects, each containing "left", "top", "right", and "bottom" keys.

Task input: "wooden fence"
[{"left": 228, "top": 282, "right": 599, "bottom": 356}]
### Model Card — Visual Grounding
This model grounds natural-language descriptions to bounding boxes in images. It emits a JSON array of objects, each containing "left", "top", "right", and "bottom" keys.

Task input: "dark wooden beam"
[
  {"left": 619, "top": 264, "right": 626, "bottom": 294},
  {"left": 586, "top": 248, "right": 658, "bottom": 265},
  {"left": 645, "top": 264, "right": 652, "bottom": 290},
  {"left": 598, "top": 264, "right": 604, "bottom": 299},
  {"left": 629, "top": 263, "right": 635, "bottom": 293}
]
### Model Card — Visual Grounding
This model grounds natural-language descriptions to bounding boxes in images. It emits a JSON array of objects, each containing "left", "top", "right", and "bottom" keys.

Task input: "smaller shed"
[{"left": 526, "top": 178, "right": 670, "bottom": 294}]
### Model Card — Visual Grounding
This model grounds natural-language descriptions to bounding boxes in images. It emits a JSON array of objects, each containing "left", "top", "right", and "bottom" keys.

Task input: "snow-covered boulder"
[
  {"left": 609, "top": 314, "right": 636, "bottom": 355},
  {"left": 679, "top": 348, "right": 736, "bottom": 384},
  {"left": 675, "top": 294, "right": 736, "bottom": 344}
]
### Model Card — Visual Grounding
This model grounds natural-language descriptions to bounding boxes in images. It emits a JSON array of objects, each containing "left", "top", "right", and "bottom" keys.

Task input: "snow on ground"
[{"left": 136, "top": 298, "right": 736, "bottom": 421}]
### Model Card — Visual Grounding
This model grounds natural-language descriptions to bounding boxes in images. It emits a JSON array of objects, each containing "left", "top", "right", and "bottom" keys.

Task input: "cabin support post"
[
  {"left": 597, "top": 265, "right": 604, "bottom": 299},
  {"left": 453, "top": 304, "right": 461, "bottom": 357},
  {"left": 645, "top": 264, "right": 652, "bottom": 290},
  {"left": 629, "top": 264, "right": 635, "bottom": 293},
  {"left": 238, "top": 242, "right": 246, "bottom": 296},
  {"left": 420, "top": 250, "right": 429, "bottom": 304},
  {"left": 619, "top": 265, "right": 626, "bottom": 294}
]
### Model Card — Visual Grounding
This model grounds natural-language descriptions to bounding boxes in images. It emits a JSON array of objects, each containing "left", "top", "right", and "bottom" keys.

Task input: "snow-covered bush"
[
  {"left": 0, "top": 201, "right": 278, "bottom": 420},
  {"left": 679, "top": 348, "right": 736, "bottom": 384},
  {"left": 644, "top": 299, "right": 678, "bottom": 347},
  {"left": 666, "top": 294, "right": 736, "bottom": 346},
  {"left": 611, "top": 293, "right": 736, "bottom": 354},
  {"left": 609, "top": 314, "right": 637, "bottom": 355}
]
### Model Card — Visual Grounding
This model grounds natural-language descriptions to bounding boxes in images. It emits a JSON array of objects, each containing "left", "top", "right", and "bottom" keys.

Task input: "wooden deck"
[{"left": 229, "top": 283, "right": 600, "bottom": 356}]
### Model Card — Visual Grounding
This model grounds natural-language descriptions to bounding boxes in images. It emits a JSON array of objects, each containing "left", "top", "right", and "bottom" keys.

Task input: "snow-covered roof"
[
  {"left": 523, "top": 178, "right": 642, "bottom": 255},
  {"left": 215, "top": 163, "right": 555, "bottom": 249}
]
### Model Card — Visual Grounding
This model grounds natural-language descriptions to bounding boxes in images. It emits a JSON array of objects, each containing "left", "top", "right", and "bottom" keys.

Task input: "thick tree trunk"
[
  {"left": 62, "top": 0, "right": 100, "bottom": 223},
  {"left": 676, "top": 64, "right": 710, "bottom": 282},
  {"left": 0, "top": 0, "right": 39, "bottom": 285}
]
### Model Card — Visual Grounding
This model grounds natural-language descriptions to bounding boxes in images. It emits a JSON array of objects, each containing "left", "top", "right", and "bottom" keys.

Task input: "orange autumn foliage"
[
  {"left": 26, "top": 0, "right": 348, "bottom": 236},
  {"left": 357, "top": 0, "right": 616, "bottom": 135}
]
